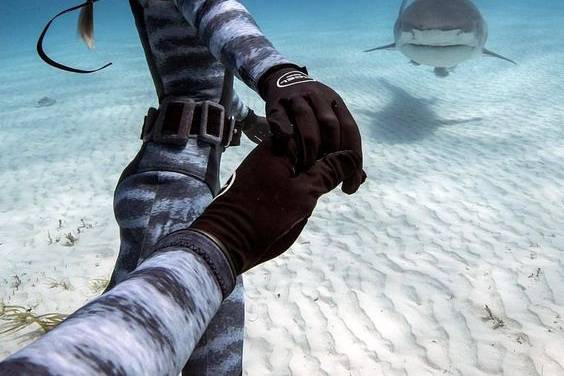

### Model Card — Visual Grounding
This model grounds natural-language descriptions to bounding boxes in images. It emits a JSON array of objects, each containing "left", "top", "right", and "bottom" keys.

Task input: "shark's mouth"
[
  {"left": 406, "top": 43, "right": 471, "bottom": 49},
  {"left": 400, "top": 44, "right": 477, "bottom": 67},
  {"left": 397, "top": 30, "right": 482, "bottom": 67}
]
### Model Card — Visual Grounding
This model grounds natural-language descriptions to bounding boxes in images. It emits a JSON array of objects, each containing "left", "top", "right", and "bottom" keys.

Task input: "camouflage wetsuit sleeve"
[
  {"left": 0, "top": 234, "right": 233, "bottom": 376},
  {"left": 172, "top": 0, "right": 291, "bottom": 91}
]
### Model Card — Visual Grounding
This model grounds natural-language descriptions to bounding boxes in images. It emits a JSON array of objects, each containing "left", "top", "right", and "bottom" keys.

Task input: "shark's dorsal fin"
[
  {"left": 363, "top": 43, "right": 396, "bottom": 52},
  {"left": 483, "top": 49, "right": 517, "bottom": 65},
  {"left": 399, "top": 0, "right": 408, "bottom": 15}
]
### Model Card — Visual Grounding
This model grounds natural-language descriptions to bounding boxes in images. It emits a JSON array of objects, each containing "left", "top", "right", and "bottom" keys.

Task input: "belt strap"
[{"left": 142, "top": 97, "right": 236, "bottom": 147}]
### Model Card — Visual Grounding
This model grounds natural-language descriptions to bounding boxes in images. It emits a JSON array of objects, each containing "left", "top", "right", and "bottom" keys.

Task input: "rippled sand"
[{"left": 1, "top": 5, "right": 564, "bottom": 375}]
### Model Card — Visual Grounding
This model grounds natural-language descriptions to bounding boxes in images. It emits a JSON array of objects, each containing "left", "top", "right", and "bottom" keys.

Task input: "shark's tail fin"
[
  {"left": 483, "top": 49, "right": 517, "bottom": 65},
  {"left": 363, "top": 43, "right": 396, "bottom": 52}
]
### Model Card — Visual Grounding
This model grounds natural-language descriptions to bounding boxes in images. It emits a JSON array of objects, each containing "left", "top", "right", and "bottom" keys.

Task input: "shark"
[{"left": 365, "top": 0, "right": 516, "bottom": 76}]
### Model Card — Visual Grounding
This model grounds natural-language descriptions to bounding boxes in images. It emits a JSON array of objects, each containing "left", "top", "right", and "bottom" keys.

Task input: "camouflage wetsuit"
[
  {"left": 106, "top": 1, "right": 290, "bottom": 375},
  {"left": 129, "top": 0, "right": 289, "bottom": 116}
]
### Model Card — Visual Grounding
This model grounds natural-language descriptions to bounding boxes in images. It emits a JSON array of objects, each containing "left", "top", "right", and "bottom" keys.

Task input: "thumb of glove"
[{"left": 301, "top": 150, "right": 363, "bottom": 196}]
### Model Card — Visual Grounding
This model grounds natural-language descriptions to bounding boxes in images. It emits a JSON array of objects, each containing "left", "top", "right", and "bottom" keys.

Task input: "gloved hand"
[
  {"left": 189, "top": 140, "right": 362, "bottom": 274},
  {"left": 258, "top": 64, "right": 365, "bottom": 194}
]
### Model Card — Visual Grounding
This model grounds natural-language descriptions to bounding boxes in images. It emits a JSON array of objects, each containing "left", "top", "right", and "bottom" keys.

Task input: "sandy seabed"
[{"left": 1, "top": 8, "right": 564, "bottom": 376}]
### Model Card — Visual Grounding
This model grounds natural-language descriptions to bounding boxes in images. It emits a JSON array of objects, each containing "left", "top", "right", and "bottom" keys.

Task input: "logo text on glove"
[{"left": 276, "top": 71, "right": 314, "bottom": 88}]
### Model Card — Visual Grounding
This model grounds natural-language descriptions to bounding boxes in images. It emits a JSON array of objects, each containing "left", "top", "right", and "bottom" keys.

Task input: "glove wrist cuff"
[{"left": 152, "top": 229, "right": 237, "bottom": 299}]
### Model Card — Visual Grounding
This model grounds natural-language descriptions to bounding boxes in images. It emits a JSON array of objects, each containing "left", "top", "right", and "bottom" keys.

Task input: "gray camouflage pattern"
[
  {"left": 108, "top": 138, "right": 245, "bottom": 375},
  {"left": 0, "top": 249, "right": 223, "bottom": 376},
  {"left": 104, "top": 0, "right": 279, "bottom": 372},
  {"left": 133, "top": 0, "right": 289, "bottom": 107}
]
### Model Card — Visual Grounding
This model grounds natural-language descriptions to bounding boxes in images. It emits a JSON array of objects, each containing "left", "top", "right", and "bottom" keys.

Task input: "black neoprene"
[
  {"left": 258, "top": 64, "right": 366, "bottom": 194},
  {"left": 189, "top": 140, "right": 362, "bottom": 274}
]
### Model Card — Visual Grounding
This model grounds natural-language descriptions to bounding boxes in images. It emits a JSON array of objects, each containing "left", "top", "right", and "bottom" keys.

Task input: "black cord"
[{"left": 36, "top": 0, "right": 112, "bottom": 74}]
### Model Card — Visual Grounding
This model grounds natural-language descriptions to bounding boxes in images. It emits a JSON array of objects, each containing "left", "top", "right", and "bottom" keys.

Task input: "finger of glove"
[
  {"left": 342, "top": 166, "right": 367, "bottom": 195},
  {"left": 308, "top": 93, "right": 341, "bottom": 155},
  {"left": 332, "top": 101, "right": 364, "bottom": 194},
  {"left": 302, "top": 150, "right": 361, "bottom": 196},
  {"left": 266, "top": 102, "right": 294, "bottom": 158},
  {"left": 270, "top": 131, "right": 300, "bottom": 169},
  {"left": 266, "top": 102, "right": 293, "bottom": 136},
  {"left": 289, "top": 96, "right": 321, "bottom": 171}
]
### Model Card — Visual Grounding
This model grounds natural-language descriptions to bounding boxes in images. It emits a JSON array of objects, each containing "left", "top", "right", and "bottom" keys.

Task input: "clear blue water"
[
  {"left": 1, "top": 0, "right": 564, "bottom": 373},
  {"left": 4, "top": 0, "right": 561, "bottom": 57}
]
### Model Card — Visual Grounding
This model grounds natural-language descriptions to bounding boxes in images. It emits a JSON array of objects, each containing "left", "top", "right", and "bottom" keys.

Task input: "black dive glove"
[
  {"left": 258, "top": 64, "right": 365, "bottom": 194},
  {"left": 189, "top": 140, "right": 361, "bottom": 274}
]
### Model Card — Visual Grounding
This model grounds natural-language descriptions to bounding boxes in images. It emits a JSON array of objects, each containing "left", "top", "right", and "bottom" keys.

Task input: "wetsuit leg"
[
  {"left": 125, "top": 2, "right": 246, "bottom": 371},
  {"left": 107, "top": 138, "right": 218, "bottom": 287},
  {"left": 108, "top": 136, "right": 244, "bottom": 375},
  {"left": 183, "top": 277, "right": 245, "bottom": 375}
]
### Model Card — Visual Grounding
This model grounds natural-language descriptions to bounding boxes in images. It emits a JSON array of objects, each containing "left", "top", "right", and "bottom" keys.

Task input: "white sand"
[{"left": 1, "top": 1, "right": 564, "bottom": 375}]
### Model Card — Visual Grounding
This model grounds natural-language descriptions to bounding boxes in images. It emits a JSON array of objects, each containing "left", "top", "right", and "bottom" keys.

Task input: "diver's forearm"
[
  {"left": 173, "top": 0, "right": 291, "bottom": 90},
  {"left": 0, "top": 232, "right": 235, "bottom": 376}
]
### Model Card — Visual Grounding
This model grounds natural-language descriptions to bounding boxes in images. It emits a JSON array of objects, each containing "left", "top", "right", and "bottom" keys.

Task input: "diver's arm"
[
  {"left": 173, "top": 1, "right": 365, "bottom": 189},
  {"left": 0, "top": 231, "right": 233, "bottom": 376},
  {"left": 172, "top": 0, "right": 292, "bottom": 91}
]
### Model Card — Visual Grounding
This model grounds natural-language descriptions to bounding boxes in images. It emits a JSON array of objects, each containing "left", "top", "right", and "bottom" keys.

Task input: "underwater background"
[{"left": 1, "top": 0, "right": 564, "bottom": 374}]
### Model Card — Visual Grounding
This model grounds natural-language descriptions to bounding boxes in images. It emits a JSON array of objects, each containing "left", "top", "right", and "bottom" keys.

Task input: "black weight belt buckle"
[{"left": 142, "top": 97, "right": 232, "bottom": 147}]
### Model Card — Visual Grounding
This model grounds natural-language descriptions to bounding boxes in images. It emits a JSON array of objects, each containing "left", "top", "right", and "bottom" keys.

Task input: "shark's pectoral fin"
[
  {"left": 483, "top": 48, "right": 517, "bottom": 65},
  {"left": 363, "top": 43, "right": 396, "bottom": 52}
]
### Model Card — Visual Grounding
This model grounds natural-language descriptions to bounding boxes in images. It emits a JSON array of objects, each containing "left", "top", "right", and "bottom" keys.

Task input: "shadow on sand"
[{"left": 360, "top": 79, "right": 482, "bottom": 144}]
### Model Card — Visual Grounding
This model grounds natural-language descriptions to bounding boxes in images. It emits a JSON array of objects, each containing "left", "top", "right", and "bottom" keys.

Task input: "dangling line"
[{"left": 37, "top": 0, "right": 112, "bottom": 73}]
